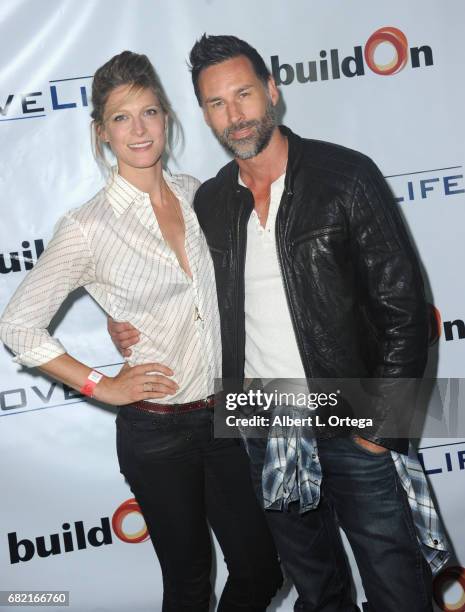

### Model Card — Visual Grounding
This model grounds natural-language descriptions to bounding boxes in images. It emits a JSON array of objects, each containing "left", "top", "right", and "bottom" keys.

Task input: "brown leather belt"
[{"left": 130, "top": 394, "right": 215, "bottom": 415}]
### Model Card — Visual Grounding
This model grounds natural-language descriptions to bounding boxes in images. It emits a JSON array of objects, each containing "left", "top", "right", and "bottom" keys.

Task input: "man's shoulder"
[
  {"left": 194, "top": 160, "right": 236, "bottom": 212},
  {"left": 295, "top": 133, "right": 376, "bottom": 180}
]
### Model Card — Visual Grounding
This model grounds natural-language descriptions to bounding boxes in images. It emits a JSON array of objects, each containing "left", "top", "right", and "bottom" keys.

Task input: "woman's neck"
[{"left": 117, "top": 161, "right": 165, "bottom": 201}]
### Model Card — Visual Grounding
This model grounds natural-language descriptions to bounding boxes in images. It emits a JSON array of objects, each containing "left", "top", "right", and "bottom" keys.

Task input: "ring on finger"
[{"left": 143, "top": 382, "right": 153, "bottom": 392}]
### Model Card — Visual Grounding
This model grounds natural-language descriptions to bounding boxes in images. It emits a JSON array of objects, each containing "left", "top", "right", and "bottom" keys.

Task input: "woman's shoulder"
[
  {"left": 48, "top": 187, "right": 112, "bottom": 245},
  {"left": 64, "top": 186, "right": 110, "bottom": 225},
  {"left": 166, "top": 172, "right": 202, "bottom": 204}
]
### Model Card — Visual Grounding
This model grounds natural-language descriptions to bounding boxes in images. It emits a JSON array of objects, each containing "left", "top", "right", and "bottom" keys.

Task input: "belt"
[{"left": 130, "top": 394, "right": 215, "bottom": 415}]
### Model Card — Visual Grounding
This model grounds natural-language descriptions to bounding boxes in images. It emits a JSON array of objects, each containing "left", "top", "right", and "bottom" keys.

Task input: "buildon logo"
[
  {"left": 429, "top": 305, "right": 465, "bottom": 344},
  {"left": 7, "top": 498, "right": 149, "bottom": 564},
  {"left": 112, "top": 498, "right": 149, "bottom": 544},
  {"left": 363, "top": 26, "right": 410, "bottom": 75},
  {"left": 272, "top": 26, "right": 434, "bottom": 85}
]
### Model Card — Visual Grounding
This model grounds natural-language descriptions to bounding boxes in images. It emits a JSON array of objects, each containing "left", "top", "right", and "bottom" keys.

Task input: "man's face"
[{"left": 198, "top": 55, "right": 279, "bottom": 160}]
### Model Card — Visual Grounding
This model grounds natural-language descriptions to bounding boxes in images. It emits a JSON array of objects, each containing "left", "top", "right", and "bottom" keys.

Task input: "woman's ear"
[{"left": 96, "top": 121, "right": 109, "bottom": 144}]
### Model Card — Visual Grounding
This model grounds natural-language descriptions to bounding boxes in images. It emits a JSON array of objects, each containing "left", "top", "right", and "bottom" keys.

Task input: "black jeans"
[
  {"left": 246, "top": 435, "right": 433, "bottom": 612},
  {"left": 116, "top": 405, "right": 282, "bottom": 612}
]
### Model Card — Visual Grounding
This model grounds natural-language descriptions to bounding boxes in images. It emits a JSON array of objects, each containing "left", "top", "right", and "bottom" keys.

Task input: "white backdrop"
[{"left": 1, "top": 1, "right": 464, "bottom": 610}]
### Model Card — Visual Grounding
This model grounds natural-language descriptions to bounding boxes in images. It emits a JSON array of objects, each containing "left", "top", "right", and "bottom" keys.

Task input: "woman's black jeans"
[{"left": 116, "top": 405, "right": 282, "bottom": 612}]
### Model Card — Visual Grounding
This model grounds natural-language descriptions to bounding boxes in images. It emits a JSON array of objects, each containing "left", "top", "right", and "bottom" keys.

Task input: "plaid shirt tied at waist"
[{"left": 255, "top": 405, "right": 450, "bottom": 575}]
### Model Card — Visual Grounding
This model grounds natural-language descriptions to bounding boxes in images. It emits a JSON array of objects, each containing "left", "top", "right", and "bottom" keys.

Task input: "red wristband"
[{"left": 80, "top": 370, "right": 104, "bottom": 397}]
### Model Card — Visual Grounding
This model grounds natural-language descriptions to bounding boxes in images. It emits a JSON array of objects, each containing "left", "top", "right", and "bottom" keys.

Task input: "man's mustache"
[{"left": 223, "top": 120, "right": 258, "bottom": 139}]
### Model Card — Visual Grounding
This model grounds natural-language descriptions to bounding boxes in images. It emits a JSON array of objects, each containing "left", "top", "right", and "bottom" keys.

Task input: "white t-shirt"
[{"left": 242, "top": 172, "right": 306, "bottom": 382}]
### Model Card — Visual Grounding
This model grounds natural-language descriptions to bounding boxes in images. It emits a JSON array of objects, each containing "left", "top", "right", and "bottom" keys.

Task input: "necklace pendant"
[{"left": 194, "top": 306, "right": 203, "bottom": 321}]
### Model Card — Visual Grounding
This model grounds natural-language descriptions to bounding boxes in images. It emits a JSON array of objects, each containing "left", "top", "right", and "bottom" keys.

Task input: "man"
[{"left": 110, "top": 34, "right": 448, "bottom": 611}]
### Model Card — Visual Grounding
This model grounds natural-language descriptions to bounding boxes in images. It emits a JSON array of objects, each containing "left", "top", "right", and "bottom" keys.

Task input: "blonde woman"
[{"left": 0, "top": 51, "right": 282, "bottom": 612}]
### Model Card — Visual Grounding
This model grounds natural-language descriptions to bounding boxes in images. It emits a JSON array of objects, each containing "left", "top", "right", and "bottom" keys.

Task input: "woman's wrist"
[
  {"left": 80, "top": 370, "right": 104, "bottom": 397},
  {"left": 89, "top": 374, "right": 112, "bottom": 403}
]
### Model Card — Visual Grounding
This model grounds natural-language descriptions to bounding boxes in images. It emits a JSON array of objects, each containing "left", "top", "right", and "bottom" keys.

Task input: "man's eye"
[
  {"left": 211, "top": 100, "right": 224, "bottom": 108},
  {"left": 239, "top": 91, "right": 250, "bottom": 98}
]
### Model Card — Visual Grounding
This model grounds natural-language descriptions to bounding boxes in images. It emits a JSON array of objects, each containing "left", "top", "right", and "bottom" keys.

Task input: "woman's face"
[{"left": 99, "top": 84, "right": 167, "bottom": 176}]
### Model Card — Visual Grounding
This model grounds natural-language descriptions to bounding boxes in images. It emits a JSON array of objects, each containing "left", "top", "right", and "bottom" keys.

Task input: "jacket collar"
[
  {"left": 222, "top": 125, "right": 304, "bottom": 195},
  {"left": 278, "top": 125, "right": 303, "bottom": 195}
]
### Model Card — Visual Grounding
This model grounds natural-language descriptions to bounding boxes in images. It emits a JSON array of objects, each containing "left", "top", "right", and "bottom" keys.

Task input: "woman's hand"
[{"left": 93, "top": 362, "right": 178, "bottom": 405}]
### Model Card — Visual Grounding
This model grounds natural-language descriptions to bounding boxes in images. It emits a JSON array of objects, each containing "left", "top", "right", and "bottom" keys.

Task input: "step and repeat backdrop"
[{"left": 1, "top": 1, "right": 464, "bottom": 610}]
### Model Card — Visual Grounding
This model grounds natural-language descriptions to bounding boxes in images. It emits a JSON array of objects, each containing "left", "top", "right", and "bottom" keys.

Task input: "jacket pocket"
[{"left": 292, "top": 224, "right": 345, "bottom": 248}]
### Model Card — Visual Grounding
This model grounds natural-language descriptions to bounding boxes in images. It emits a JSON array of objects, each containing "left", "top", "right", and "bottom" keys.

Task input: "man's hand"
[
  {"left": 352, "top": 435, "right": 388, "bottom": 454},
  {"left": 108, "top": 317, "right": 140, "bottom": 357},
  {"left": 93, "top": 362, "right": 178, "bottom": 405}
]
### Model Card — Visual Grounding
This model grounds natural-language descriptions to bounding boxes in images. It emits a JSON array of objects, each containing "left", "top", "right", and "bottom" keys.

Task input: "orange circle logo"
[
  {"left": 364, "top": 27, "right": 409, "bottom": 75},
  {"left": 429, "top": 304, "right": 443, "bottom": 346},
  {"left": 434, "top": 566, "right": 465, "bottom": 611},
  {"left": 112, "top": 498, "right": 150, "bottom": 543}
]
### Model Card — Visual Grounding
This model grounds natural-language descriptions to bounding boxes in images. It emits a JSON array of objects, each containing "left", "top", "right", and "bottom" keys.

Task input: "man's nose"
[{"left": 227, "top": 100, "right": 245, "bottom": 126}]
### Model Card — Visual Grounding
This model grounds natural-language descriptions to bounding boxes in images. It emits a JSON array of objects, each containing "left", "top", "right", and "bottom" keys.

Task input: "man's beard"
[{"left": 214, "top": 99, "right": 277, "bottom": 160}]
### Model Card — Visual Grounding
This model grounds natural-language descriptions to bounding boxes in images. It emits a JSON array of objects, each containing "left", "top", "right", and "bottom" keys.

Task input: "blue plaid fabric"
[
  {"left": 262, "top": 405, "right": 321, "bottom": 512},
  {"left": 391, "top": 447, "right": 450, "bottom": 574},
  {"left": 260, "top": 408, "right": 450, "bottom": 575}
]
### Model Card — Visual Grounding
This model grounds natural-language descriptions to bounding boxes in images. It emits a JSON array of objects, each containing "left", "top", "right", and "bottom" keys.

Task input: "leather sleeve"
[
  {"left": 349, "top": 158, "right": 429, "bottom": 451},
  {"left": 350, "top": 157, "right": 429, "bottom": 377}
]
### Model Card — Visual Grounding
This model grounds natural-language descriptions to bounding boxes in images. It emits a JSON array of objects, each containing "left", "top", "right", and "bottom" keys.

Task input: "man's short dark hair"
[{"left": 189, "top": 34, "right": 271, "bottom": 105}]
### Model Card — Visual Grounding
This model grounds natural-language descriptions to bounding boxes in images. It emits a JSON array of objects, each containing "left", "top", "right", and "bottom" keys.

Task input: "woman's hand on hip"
[{"left": 93, "top": 362, "right": 178, "bottom": 405}]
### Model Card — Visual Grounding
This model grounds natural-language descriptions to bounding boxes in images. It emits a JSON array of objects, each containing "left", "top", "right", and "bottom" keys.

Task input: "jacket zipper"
[
  {"left": 234, "top": 194, "right": 251, "bottom": 384},
  {"left": 275, "top": 191, "right": 313, "bottom": 378}
]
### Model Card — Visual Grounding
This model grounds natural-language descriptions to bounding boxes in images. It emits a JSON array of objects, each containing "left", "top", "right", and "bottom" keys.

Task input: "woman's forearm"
[
  {"left": 38, "top": 353, "right": 178, "bottom": 405},
  {"left": 38, "top": 353, "right": 104, "bottom": 397}
]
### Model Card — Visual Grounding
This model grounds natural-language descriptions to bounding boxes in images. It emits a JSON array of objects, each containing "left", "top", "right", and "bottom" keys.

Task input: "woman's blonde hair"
[{"left": 90, "top": 50, "right": 181, "bottom": 170}]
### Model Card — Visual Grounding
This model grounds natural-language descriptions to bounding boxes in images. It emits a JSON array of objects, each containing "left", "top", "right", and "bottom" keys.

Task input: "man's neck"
[{"left": 237, "top": 127, "right": 288, "bottom": 190}]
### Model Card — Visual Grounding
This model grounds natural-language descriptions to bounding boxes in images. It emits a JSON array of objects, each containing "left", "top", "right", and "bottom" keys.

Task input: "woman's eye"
[
  {"left": 145, "top": 108, "right": 158, "bottom": 116},
  {"left": 113, "top": 115, "right": 126, "bottom": 122}
]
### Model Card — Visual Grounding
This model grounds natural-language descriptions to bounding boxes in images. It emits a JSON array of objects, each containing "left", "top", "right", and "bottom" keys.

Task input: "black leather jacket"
[{"left": 194, "top": 126, "right": 429, "bottom": 453}]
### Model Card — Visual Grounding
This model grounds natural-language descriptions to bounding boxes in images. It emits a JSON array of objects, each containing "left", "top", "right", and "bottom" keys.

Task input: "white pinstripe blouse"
[{"left": 0, "top": 169, "right": 222, "bottom": 403}]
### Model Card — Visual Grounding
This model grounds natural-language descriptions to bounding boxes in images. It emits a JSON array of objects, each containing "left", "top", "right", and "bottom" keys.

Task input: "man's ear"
[
  {"left": 267, "top": 76, "right": 280, "bottom": 107},
  {"left": 202, "top": 105, "right": 212, "bottom": 128}
]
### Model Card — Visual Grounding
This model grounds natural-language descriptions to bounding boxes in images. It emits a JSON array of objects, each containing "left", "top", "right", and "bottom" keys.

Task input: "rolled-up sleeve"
[{"left": 0, "top": 213, "right": 96, "bottom": 367}]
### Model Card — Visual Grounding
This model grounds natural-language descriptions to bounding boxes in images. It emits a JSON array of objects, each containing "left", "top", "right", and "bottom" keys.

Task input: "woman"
[{"left": 0, "top": 51, "right": 282, "bottom": 612}]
